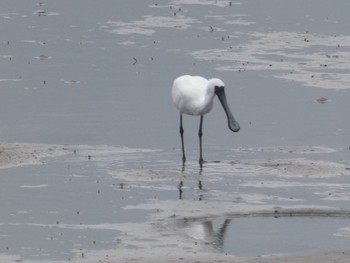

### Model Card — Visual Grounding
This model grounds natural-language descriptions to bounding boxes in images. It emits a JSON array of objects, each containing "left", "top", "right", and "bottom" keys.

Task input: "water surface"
[{"left": 1, "top": 0, "right": 350, "bottom": 262}]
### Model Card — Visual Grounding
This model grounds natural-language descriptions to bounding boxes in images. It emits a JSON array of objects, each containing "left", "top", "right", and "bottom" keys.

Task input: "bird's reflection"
[
  {"left": 178, "top": 162, "right": 203, "bottom": 200},
  {"left": 175, "top": 164, "right": 231, "bottom": 252},
  {"left": 177, "top": 218, "right": 231, "bottom": 252},
  {"left": 177, "top": 180, "right": 203, "bottom": 200},
  {"left": 177, "top": 180, "right": 184, "bottom": 200}
]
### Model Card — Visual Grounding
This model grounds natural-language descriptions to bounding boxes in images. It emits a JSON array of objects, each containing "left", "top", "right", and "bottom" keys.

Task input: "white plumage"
[{"left": 172, "top": 75, "right": 240, "bottom": 166}]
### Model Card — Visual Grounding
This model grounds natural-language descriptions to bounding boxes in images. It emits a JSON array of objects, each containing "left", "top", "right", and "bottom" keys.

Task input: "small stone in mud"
[
  {"left": 37, "top": 10, "right": 47, "bottom": 16},
  {"left": 316, "top": 97, "right": 329, "bottom": 104},
  {"left": 39, "top": 54, "right": 49, "bottom": 60}
]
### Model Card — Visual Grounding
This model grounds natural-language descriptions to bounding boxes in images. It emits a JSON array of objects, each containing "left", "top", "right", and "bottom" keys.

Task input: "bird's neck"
[{"left": 199, "top": 87, "right": 215, "bottom": 114}]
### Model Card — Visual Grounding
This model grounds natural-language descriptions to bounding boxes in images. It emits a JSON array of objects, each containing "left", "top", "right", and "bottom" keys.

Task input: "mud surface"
[{"left": 1, "top": 142, "right": 350, "bottom": 262}]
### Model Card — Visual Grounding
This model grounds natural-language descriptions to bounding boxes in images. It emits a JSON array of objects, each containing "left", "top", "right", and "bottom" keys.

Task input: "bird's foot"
[{"left": 199, "top": 158, "right": 207, "bottom": 167}]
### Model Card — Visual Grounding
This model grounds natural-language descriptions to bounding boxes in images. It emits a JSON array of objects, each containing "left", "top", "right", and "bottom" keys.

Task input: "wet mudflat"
[
  {"left": 1, "top": 0, "right": 350, "bottom": 262},
  {"left": 1, "top": 143, "right": 350, "bottom": 262}
]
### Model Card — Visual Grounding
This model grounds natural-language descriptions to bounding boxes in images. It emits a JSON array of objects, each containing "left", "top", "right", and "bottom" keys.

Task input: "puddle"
[{"left": 176, "top": 216, "right": 350, "bottom": 256}]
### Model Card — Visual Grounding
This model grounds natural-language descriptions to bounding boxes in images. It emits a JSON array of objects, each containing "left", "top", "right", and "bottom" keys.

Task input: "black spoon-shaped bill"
[{"left": 215, "top": 86, "right": 240, "bottom": 132}]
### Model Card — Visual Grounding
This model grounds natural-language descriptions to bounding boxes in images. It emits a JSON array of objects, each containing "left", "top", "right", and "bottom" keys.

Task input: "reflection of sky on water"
[
  {"left": 1, "top": 0, "right": 350, "bottom": 261},
  {"left": 175, "top": 216, "right": 350, "bottom": 256}
]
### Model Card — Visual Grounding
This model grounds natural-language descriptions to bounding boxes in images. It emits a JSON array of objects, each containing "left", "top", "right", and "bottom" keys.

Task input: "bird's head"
[
  {"left": 209, "top": 78, "right": 226, "bottom": 98},
  {"left": 210, "top": 78, "right": 240, "bottom": 133},
  {"left": 208, "top": 78, "right": 225, "bottom": 92}
]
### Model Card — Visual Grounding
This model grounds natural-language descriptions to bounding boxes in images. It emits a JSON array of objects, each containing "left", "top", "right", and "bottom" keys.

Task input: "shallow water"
[
  {"left": 180, "top": 216, "right": 350, "bottom": 256},
  {"left": 1, "top": 0, "right": 350, "bottom": 262},
  {"left": 1, "top": 144, "right": 350, "bottom": 261}
]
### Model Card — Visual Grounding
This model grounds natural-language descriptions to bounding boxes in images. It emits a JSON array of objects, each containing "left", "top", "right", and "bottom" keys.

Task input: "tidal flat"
[{"left": 1, "top": 0, "right": 350, "bottom": 262}]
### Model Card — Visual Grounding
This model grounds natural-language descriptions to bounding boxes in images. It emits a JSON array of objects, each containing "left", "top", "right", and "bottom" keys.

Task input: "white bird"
[{"left": 172, "top": 75, "right": 240, "bottom": 166}]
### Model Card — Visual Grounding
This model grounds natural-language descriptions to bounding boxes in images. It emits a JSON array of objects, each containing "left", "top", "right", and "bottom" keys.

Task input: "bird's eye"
[{"left": 215, "top": 86, "right": 224, "bottom": 92}]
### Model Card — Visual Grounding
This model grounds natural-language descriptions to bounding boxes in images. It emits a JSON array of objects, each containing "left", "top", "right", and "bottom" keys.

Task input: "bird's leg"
[
  {"left": 198, "top": 115, "right": 204, "bottom": 166},
  {"left": 180, "top": 115, "right": 186, "bottom": 165}
]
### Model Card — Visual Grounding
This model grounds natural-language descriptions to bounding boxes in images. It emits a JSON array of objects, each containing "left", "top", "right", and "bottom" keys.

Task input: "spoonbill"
[{"left": 172, "top": 75, "right": 240, "bottom": 166}]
